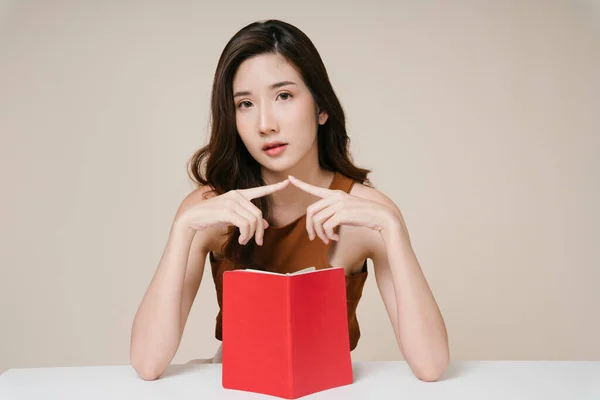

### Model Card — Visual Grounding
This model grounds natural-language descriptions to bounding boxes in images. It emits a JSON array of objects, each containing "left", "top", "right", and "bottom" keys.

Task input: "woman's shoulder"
[
  {"left": 349, "top": 181, "right": 402, "bottom": 217},
  {"left": 349, "top": 180, "right": 411, "bottom": 249},
  {"left": 175, "top": 184, "right": 227, "bottom": 251},
  {"left": 181, "top": 184, "right": 218, "bottom": 205},
  {"left": 175, "top": 184, "right": 217, "bottom": 220}
]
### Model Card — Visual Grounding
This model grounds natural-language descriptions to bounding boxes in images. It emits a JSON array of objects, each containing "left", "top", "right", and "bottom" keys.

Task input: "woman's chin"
[{"left": 257, "top": 156, "right": 298, "bottom": 173}]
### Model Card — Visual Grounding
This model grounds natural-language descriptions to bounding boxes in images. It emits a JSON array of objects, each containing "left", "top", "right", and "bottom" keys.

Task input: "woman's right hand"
[{"left": 178, "top": 179, "right": 290, "bottom": 246}]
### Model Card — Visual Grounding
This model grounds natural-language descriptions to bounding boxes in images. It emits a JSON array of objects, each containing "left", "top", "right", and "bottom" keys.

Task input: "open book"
[{"left": 221, "top": 266, "right": 353, "bottom": 399}]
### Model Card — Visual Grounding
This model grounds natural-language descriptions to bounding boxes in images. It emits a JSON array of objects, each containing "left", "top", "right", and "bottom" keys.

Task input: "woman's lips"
[{"left": 263, "top": 143, "right": 288, "bottom": 156}]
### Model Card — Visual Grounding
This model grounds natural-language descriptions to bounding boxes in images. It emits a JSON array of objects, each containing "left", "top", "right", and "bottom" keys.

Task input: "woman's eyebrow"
[{"left": 233, "top": 81, "right": 297, "bottom": 98}]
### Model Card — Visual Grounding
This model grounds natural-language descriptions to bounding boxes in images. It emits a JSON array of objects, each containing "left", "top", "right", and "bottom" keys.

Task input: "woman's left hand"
[{"left": 288, "top": 175, "right": 399, "bottom": 244}]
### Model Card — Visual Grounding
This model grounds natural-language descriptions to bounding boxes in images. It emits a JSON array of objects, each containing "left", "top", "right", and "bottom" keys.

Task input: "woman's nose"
[{"left": 258, "top": 103, "right": 279, "bottom": 135}]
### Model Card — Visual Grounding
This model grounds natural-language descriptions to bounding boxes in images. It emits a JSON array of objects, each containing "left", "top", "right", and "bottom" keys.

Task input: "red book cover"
[{"left": 222, "top": 267, "right": 353, "bottom": 399}]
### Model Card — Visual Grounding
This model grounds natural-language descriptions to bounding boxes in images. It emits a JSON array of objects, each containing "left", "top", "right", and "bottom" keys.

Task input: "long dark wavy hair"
[{"left": 187, "top": 19, "right": 371, "bottom": 267}]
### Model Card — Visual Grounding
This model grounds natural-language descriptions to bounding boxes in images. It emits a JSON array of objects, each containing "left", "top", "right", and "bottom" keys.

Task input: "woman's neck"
[{"left": 262, "top": 166, "right": 335, "bottom": 228}]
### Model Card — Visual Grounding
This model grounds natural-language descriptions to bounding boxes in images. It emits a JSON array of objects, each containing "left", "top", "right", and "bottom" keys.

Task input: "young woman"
[{"left": 130, "top": 19, "right": 449, "bottom": 382}]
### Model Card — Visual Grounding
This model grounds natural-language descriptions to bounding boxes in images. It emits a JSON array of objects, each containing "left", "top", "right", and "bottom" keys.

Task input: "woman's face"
[{"left": 232, "top": 53, "right": 328, "bottom": 172}]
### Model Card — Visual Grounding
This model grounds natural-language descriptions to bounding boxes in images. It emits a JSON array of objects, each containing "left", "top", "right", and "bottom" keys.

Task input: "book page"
[
  {"left": 236, "top": 269, "right": 281, "bottom": 275},
  {"left": 236, "top": 266, "right": 317, "bottom": 275},
  {"left": 288, "top": 266, "right": 316, "bottom": 275}
]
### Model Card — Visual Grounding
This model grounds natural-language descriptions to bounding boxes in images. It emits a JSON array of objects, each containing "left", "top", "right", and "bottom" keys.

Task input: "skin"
[{"left": 130, "top": 52, "right": 449, "bottom": 382}]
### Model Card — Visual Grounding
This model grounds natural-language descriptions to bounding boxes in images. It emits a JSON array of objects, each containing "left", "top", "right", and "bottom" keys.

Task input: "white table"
[{"left": 1, "top": 361, "right": 599, "bottom": 399}]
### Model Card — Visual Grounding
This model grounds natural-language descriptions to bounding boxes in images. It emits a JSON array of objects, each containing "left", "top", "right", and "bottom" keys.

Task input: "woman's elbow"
[
  {"left": 413, "top": 355, "right": 450, "bottom": 382},
  {"left": 130, "top": 352, "right": 166, "bottom": 381},
  {"left": 135, "top": 365, "right": 162, "bottom": 381},
  {"left": 415, "top": 368, "right": 444, "bottom": 382},
  {"left": 132, "top": 361, "right": 164, "bottom": 381}
]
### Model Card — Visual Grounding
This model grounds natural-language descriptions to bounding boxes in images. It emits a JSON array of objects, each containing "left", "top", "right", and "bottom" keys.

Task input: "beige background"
[{"left": 1, "top": 0, "right": 599, "bottom": 374}]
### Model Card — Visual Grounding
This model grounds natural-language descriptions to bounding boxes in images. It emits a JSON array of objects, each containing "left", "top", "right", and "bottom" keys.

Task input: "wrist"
[
  {"left": 172, "top": 214, "right": 195, "bottom": 239},
  {"left": 380, "top": 209, "right": 402, "bottom": 236},
  {"left": 380, "top": 212, "right": 410, "bottom": 248}
]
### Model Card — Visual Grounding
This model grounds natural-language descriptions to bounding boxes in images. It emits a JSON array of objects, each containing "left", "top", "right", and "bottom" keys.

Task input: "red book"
[{"left": 222, "top": 266, "right": 353, "bottom": 399}]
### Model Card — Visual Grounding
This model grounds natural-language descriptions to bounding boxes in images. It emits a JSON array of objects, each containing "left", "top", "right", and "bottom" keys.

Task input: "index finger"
[
  {"left": 287, "top": 175, "right": 331, "bottom": 198},
  {"left": 238, "top": 179, "right": 290, "bottom": 200}
]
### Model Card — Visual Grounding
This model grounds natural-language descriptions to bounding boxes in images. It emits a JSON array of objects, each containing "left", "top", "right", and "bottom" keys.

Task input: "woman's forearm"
[
  {"left": 383, "top": 223, "right": 449, "bottom": 381},
  {"left": 130, "top": 219, "right": 196, "bottom": 380}
]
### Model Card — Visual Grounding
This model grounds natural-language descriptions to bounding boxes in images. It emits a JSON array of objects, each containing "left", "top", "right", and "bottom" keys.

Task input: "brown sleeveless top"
[{"left": 209, "top": 171, "right": 368, "bottom": 351}]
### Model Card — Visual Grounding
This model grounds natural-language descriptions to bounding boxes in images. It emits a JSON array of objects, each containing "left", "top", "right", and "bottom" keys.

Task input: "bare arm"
[
  {"left": 369, "top": 200, "right": 449, "bottom": 382},
  {"left": 129, "top": 179, "right": 290, "bottom": 380},
  {"left": 129, "top": 188, "right": 211, "bottom": 381},
  {"left": 284, "top": 177, "right": 448, "bottom": 381}
]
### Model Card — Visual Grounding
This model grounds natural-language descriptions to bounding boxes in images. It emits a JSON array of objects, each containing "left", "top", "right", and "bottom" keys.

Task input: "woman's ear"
[{"left": 317, "top": 109, "right": 329, "bottom": 125}]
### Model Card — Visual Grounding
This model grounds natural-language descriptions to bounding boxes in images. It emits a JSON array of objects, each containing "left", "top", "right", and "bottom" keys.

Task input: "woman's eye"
[
  {"left": 238, "top": 101, "right": 252, "bottom": 109},
  {"left": 278, "top": 92, "right": 292, "bottom": 101}
]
